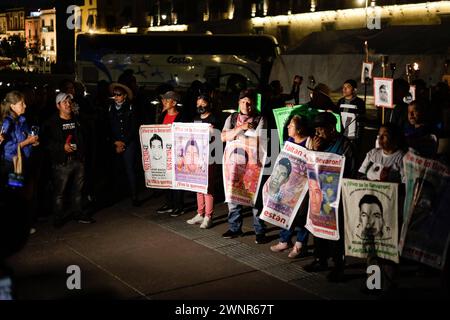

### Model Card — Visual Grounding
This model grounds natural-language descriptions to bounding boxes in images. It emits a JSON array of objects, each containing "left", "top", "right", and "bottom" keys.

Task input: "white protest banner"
[
  {"left": 172, "top": 123, "right": 210, "bottom": 193},
  {"left": 342, "top": 179, "right": 399, "bottom": 263},
  {"left": 139, "top": 124, "right": 173, "bottom": 189}
]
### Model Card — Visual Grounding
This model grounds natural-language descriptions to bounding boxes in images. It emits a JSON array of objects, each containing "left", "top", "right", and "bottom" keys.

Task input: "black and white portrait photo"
[
  {"left": 361, "top": 62, "right": 373, "bottom": 84},
  {"left": 373, "top": 77, "right": 394, "bottom": 108}
]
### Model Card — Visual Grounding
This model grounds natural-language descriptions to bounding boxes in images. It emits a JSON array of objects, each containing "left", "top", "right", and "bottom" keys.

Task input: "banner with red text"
[
  {"left": 260, "top": 142, "right": 309, "bottom": 229},
  {"left": 305, "top": 151, "right": 345, "bottom": 241},
  {"left": 139, "top": 124, "right": 173, "bottom": 189},
  {"left": 223, "top": 139, "right": 267, "bottom": 207}
]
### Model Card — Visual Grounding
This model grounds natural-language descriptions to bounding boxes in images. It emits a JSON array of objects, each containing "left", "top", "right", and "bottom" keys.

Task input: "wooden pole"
[
  {"left": 381, "top": 55, "right": 386, "bottom": 125},
  {"left": 364, "top": 41, "right": 369, "bottom": 63}
]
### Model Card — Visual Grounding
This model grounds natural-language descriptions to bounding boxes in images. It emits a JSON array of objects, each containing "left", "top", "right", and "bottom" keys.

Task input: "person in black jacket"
[
  {"left": 41, "top": 93, "right": 94, "bottom": 227},
  {"left": 336, "top": 79, "right": 366, "bottom": 165},
  {"left": 107, "top": 83, "right": 140, "bottom": 206}
]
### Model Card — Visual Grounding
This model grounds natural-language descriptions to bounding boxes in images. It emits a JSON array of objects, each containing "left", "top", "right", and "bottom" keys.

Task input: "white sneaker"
[
  {"left": 187, "top": 214, "right": 204, "bottom": 225},
  {"left": 200, "top": 216, "right": 212, "bottom": 229}
]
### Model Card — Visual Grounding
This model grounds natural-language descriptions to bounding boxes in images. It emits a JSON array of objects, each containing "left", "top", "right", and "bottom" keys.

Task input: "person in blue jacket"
[{"left": 0, "top": 90, "right": 38, "bottom": 189}]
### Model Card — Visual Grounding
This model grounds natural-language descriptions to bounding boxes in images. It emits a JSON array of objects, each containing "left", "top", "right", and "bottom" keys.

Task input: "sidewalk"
[{"left": 6, "top": 191, "right": 449, "bottom": 300}]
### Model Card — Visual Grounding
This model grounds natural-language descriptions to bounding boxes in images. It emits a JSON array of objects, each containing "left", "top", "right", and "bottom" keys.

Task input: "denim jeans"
[
  {"left": 227, "top": 202, "right": 266, "bottom": 235},
  {"left": 53, "top": 159, "right": 85, "bottom": 220},
  {"left": 280, "top": 227, "right": 309, "bottom": 245},
  {"left": 113, "top": 143, "right": 137, "bottom": 199}
]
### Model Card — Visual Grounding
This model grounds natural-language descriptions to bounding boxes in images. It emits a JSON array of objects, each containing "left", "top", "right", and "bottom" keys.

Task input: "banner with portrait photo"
[
  {"left": 223, "top": 139, "right": 267, "bottom": 207},
  {"left": 260, "top": 142, "right": 309, "bottom": 229},
  {"left": 342, "top": 179, "right": 399, "bottom": 263},
  {"left": 399, "top": 151, "right": 450, "bottom": 270},
  {"left": 273, "top": 106, "right": 341, "bottom": 149},
  {"left": 172, "top": 122, "right": 210, "bottom": 194},
  {"left": 305, "top": 151, "right": 345, "bottom": 241},
  {"left": 361, "top": 62, "right": 374, "bottom": 84},
  {"left": 373, "top": 77, "right": 394, "bottom": 108},
  {"left": 139, "top": 124, "right": 173, "bottom": 189}
]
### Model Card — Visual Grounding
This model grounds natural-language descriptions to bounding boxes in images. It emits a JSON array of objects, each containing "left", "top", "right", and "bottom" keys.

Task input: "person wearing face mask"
[
  {"left": 220, "top": 88, "right": 268, "bottom": 244},
  {"left": 107, "top": 83, "right": 139, "bottom": 206},
  {"left": 185, "top": 95, "right": 219, "bottom": 229}
]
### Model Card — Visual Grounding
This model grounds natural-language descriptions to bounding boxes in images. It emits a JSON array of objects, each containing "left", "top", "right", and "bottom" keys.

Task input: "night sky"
[{"left": 0, "top": 0, "right": 58, "bottom": 10}]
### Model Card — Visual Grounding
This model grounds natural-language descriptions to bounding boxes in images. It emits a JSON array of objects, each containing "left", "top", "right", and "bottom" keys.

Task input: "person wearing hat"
[
  {"left": 41, "top": 92, "right": 94, "bottom": 227},
  {"left": 336, "top": 79, "right": 366, "bottom": 143},
  {"left": 156, "top": 90, "right": 186, "bottom": 217},
  {"left": 221, "top": 88, "right": 268, "bottom": 244},
  {"left": 107, "top": 82, "right": 139, "bottom": 206},
  {"left": 159, "top": 90, "right": 184, "bottom": 125},
  {"left": 303, "top": 111, "right": 355, "bottom": 282},
  {"left": 306, "top": 83, "right": 338, "bottom": 113}
]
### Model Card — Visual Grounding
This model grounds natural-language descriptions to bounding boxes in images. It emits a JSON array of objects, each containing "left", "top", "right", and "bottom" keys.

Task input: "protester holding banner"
[
  {"left": 359, "top": 123, "right": 405, "bottom": 183},
  {"left": 342, "top": 179, "right": 399, "bottom": 293},
  {"left": 270, "top": 115, "right": 311, "bottom": 258},
  {"left": 221, "top": 88, "right": 268, "bottom": 244},
  {"left": 353, "top": 124, "right": 405, "bottom": 292},
  {"left": 303, "top": 112, "right": 355, "bottom": 282},
  {"left": 186, "top": 95, "right": 219, "bottom": 229},
  {"left": 155, "top": 91, "right": 187, "bottom": 217}
]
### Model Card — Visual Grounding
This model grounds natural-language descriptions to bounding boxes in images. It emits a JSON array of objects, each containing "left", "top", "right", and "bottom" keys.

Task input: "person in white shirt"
[{"left": 359, "top": 124, "right": 405, "bottom": 184}]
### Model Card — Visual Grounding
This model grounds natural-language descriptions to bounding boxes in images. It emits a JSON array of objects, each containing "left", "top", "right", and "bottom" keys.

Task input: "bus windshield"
[{"left": 75, "top": 33, "right": 280, "bottom": 92}]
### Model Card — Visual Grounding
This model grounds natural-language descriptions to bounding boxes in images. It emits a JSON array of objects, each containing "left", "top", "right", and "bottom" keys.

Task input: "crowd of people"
[{"left": 1, "top": 70, "right": 450, "bottom": 295}]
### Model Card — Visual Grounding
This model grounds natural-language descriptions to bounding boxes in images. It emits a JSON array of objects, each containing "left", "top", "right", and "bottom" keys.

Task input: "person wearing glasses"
[{"left": 107, "top": 82, "right": 139, "bottom": 206}]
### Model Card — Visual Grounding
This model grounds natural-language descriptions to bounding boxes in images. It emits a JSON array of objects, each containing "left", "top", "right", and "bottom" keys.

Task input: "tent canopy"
[{"left": 288, "top": 24, "right": 450, "bottom": 55}]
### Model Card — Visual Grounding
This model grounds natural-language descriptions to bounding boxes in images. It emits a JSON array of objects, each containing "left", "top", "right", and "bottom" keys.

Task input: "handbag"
[{"left": 7, "top": 144, "right": 24, "bottom": 188}]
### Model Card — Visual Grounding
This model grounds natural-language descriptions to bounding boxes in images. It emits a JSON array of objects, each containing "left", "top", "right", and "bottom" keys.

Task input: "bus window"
[{"left": 75, "top": 33, "right": 279, "bottom": 103}]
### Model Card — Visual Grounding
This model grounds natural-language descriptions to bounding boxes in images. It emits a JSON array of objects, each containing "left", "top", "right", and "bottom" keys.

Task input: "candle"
[{"left": 364, "top": 41, "right": 369, "bottom": 62}]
